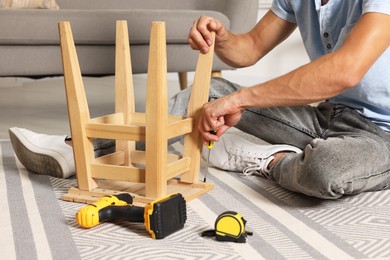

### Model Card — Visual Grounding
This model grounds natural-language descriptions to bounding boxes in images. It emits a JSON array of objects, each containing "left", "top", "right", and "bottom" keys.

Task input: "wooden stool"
[{"left": 59, "top": 20, "right": 214, "bottom": 204}]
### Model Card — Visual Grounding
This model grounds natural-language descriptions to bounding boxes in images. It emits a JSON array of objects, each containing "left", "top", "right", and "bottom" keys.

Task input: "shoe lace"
[{"left": 242, "top": 156, "right": 274, "bottom": 179}]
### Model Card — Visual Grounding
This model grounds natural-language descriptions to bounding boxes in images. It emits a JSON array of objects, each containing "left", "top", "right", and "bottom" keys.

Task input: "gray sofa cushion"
[
  {"left": 55, "top": 0, "right": 257, "bottom": 33},
  {"left": 0, "top": 9, "right": 229, "bottom": 45},
  {"left": 0, "top": 0, "right": 258, "bottom": 77},
  {"left": 0, "top": 44, "right": 224, "bottom": 75}
]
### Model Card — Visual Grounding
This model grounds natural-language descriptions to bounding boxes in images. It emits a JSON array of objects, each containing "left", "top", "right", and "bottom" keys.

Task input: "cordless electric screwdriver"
[{"left": 76, "top": 193, "right": 187, "bottom": 239}]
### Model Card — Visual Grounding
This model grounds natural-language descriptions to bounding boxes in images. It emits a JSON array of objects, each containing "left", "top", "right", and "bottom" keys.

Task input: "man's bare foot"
[{"left": 268, "top": 152, "right": 291, "bottom": 169}]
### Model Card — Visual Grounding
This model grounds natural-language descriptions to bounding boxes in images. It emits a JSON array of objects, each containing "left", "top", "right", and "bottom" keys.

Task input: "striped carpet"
[{"left": 2, "top": 138, "right": 390, "bottom": 259}]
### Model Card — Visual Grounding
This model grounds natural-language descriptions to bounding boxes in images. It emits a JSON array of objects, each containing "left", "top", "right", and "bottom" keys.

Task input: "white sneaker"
[
  {"left": 203, "top": 132, "right": 302, "bottom": 179},
  {"left": 9, "top": 127, "right": 75, "bottom": 178}
]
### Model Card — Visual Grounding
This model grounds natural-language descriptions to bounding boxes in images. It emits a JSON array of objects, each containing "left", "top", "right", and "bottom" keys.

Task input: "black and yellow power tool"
[
  {"left": 201, "top": 211, "right": 253, "bottom": 243},
  {"left": 76, "top": 193, "right": 187, "bottom": 239}
]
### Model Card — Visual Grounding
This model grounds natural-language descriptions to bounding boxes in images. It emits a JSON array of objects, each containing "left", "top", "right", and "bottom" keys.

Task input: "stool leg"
[
  {"left": 59, "top": 22, "right": 97, "bottom": 190},
  {"left": 145, "top": 22, "right": 168, "bottom": 198},
  {"left": 181, "top": 33, "right": 215, "bottom": 183},
  {"left": 178, "top": 72, "right": 188, "bottom": 90},
  {"left": 114, "top": 21, "right": 136, "bottom": 165},
  {"left": 211, "top": 70, "right": 222, "bottom": 78}
]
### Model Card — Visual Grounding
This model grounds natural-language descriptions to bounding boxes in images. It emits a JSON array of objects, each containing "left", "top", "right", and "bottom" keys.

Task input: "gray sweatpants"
[{"left": 168, "top": 77, "right": 390, "bottom": 199}]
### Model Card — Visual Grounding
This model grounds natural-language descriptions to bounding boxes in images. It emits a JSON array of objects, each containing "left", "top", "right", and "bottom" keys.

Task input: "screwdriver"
[{"left": 204, "top": 130, "right": 216, "bottom": 182}]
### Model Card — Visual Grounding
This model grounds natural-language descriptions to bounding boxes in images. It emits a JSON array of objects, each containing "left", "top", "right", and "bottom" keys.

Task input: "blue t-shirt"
[{"left": 271, "top": 0, "right": 390, "bottom": 131}]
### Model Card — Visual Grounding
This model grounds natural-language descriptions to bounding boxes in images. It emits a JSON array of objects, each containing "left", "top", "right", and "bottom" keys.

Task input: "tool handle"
[
  {"left": 114, "top": 193, "right": 133, "bottom": 204},
  {"left": 76, "top": 194, "right": 134, "bottom": 228},
  {"left": 99, "top": 205, "right": 145, "bottom": 223},
  {"left": 207, "top": 130, "right": 217, "bottom": 148}
]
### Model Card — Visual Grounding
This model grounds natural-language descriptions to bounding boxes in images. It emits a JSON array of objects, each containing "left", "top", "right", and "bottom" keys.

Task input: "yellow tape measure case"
[{"left": 202, "top": 211, "right": 252, "bottom": 243}]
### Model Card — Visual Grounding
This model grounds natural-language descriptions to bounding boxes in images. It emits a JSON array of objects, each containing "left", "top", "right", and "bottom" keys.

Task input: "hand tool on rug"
[
  {"left": 201, "top": 211, "right": 253, "bottom": 243},
  {"left": 76, "top": 193, "right": 187, "bottom": 239},
  {"left": 203, "top": 130, "right": 217, "bottom": 182}
]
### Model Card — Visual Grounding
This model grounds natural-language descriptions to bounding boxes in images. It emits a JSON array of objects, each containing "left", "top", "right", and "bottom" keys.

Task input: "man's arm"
[
  {"left": 238, "top": 12, "right": 390, "bottom": 107},
  {"left": 199, "top": 12, "right": 390, "bottom": 141},
  {"left": 188, "top": 10, "right": 297, "bottom": 68}
]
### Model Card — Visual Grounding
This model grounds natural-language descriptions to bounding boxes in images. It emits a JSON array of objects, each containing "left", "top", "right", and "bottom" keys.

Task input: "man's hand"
[
  {"left": 198, "top": 92, "right": 245, "bottom": 144},
  {"left": 188, "top": 15, "right": 229, "bottom": 54}
]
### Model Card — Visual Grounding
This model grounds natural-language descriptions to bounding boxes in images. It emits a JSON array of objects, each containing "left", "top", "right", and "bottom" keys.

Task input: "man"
[{"left": 9, "top": 0, "right": 390, "bottom": 199}]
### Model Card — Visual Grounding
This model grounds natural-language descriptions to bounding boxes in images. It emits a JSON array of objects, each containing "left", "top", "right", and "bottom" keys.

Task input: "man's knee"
[
  {"left": 298, "top": 156, "right": 351, "bottom": 199},
  {"left": 276, "top": 140, "right": 354, "bottom": 199}
]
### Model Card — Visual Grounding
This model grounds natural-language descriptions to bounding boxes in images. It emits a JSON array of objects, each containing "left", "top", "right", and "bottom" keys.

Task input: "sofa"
[{"left": 0, "top": 0, "right": 258, "bottom": 83}]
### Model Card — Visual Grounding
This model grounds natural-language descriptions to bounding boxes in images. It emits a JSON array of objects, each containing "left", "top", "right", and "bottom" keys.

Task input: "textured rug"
[{"left": 2, "top": 138, "right": 390, "bottom": 260}]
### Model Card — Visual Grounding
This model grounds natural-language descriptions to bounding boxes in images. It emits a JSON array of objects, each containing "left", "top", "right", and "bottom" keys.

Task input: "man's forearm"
[{"left": 234, "top": 52, "right": 358, "bottom": 109}]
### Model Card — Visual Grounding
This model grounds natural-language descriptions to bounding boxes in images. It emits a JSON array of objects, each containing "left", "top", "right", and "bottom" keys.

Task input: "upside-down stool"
[{"left": 59, "top": 20, "right": 214, "bottom": 204}]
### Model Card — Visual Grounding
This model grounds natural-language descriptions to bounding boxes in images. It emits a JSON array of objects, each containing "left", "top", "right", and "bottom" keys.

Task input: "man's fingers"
[
  {"left": 199, "top": 110, "right": 226, "bottom": 144},
  {"left": 196, "top": 17, "right": 215, "bottom": 46},
  {"left": 188, "top": 21, "right": 210, "bottom": 53},
  {"left": 188, "top": 16, "right": 220, "bottom": 53}
]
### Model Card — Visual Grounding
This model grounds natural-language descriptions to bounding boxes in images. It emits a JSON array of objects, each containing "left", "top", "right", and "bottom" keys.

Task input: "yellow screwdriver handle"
[{"left": 207, "top": 130, "right": 217, "bottom": 149}]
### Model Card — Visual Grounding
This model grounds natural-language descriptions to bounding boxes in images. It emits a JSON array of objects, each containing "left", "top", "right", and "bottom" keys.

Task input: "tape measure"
[{"left": 201, "top": 211, "right": 252, "bottom": 243}]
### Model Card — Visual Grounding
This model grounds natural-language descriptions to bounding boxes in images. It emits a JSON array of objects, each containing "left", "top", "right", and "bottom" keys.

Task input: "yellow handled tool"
[
  {"left": 76, "top": 193, "right": 132, "bottom": 228},
  {"left": 207, "top": 130, "right": 217, "bottom": 149},
  {"left": 76, "top": 193, "right": 187, "bottom": 239},
  {"left": 204, "top": 130, "right": 216, "bottom": 182}
]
